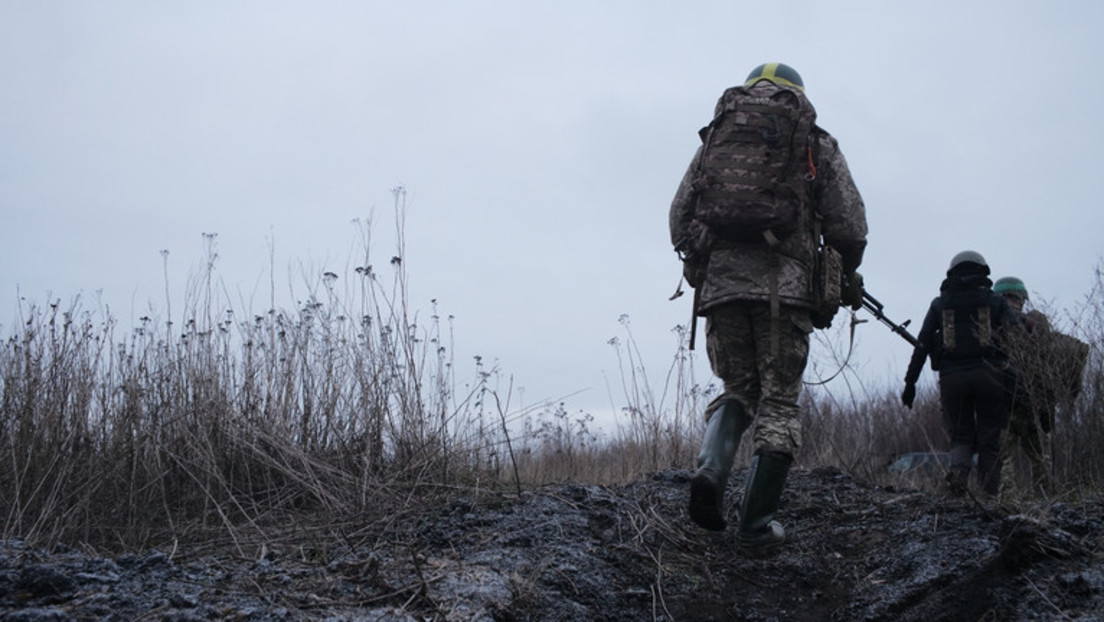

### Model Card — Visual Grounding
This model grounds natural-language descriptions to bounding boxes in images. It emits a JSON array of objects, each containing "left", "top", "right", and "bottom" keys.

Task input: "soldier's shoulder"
[
  {"left": 1025, "top": 309, "right": 1052, "bottom": 331},
  {"left": 813, "top": 125, "right": 840, "bottom": 147},
  {"left": 813, "top": 127, "right": 848, "bottom": 169}
]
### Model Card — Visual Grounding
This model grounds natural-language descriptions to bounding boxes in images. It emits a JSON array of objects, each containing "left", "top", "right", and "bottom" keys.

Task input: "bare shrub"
[
  {"left": 1048, "top": 264, "right": 1104, "bottom": 492},
  {"left": 0, "top": 189, "right": 517, "bottom": 551},
  {"left": 601, "top": 318, "right": 715, "bottom": 481}
]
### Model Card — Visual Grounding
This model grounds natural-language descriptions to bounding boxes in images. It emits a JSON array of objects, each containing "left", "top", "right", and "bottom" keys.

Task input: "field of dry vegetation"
[{"left": 2, "top": 197, "right": 1103, "bottom": 618}]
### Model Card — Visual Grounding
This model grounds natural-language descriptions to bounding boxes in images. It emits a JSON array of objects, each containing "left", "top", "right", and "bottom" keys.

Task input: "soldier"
[
  {"left": 901, "top": 252, "right": 1019, "bottom": 496},
  {"left": 670, "top": 63, "right": 867, "bottom": 552},
  {"left": 994, "top": 276, "right": 1089, "bottom": 497}
]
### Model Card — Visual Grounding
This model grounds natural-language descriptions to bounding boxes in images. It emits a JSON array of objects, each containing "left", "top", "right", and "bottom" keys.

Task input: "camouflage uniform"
[
  {"left": 704, "top": 303, "right": 812, "bottom": 452},
  {"left": 669, "top": 82, "right": 868, "bottom": 456},
  {"left": 999, "top": 310, "right": 1089, "bottom": 496}
]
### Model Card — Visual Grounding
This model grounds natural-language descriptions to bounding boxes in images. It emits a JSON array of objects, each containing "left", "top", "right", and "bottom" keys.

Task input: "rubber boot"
[
  {"left": 945, "top": 443, "right": 973, "bottom": 496},
  {"left": 737, "top": 450, "right": 793, "bottom": 553},
  {"left": 688, "top": 401, "right": 751, "bottom": 531},
  {"left": 976, "top": 451, "right": 1001, "bottom": 497}
]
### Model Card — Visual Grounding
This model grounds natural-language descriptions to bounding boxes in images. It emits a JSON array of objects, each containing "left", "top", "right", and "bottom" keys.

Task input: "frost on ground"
[{"left": 2, "top": 467, "right": 1103, "bottom": 621}]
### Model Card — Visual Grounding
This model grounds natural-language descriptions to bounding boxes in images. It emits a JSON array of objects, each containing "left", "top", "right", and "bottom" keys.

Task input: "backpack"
[{"left": 692, "top": 82, "right": 819, "bottom": 243}]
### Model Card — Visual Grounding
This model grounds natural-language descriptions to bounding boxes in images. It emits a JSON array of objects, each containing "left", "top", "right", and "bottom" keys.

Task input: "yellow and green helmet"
[
  {"left": 745, "top": 63, "right": 804, "bottom": 91},
  {"left": 994, "top": 276, "right": 1029, "bottom": 301}
]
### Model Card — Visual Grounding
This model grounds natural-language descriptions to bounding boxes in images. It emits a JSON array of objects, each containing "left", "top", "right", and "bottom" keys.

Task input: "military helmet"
[
  {"left": 947, "top": 250, "right": 990, "bottom": 275},
  {"left": 993, "top": 276, "right": 1029, "bottom": 300},
  {"left": 745, "top": 63, "right": 804, "bottom": 91}
]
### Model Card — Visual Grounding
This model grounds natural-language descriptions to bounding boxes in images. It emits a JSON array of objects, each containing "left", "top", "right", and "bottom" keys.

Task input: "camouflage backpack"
[{"left": 692, "top": 82, "right": 818, "bottom": 243}]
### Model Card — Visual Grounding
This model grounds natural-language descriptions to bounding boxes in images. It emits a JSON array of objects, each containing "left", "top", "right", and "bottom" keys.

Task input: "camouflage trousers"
[
  {"left": 999, "top": 407, "right": 1053, "bottom": 497},
  {"left": 703, "top": 301, "right": 812, "bottom": 455}
]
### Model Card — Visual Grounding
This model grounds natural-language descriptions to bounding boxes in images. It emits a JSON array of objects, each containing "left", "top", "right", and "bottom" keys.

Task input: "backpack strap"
[
  {"left": 768, "top": 241, "right": 781, "bottom": 358},
  {"left": 805, "top": 135, "right": 818, "bottom": 181}
]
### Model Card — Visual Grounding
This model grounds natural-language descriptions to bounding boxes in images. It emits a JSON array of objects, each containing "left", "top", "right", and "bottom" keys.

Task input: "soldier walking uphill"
[
  {"left": 901, "top": 252, "right": 1019, "bottom": 496},
  {"left": 994, "top": 276, "right": 1089, "bottom": 498},
  {"left": 670, "top": 63, "right": 867, "bottom": 553}
]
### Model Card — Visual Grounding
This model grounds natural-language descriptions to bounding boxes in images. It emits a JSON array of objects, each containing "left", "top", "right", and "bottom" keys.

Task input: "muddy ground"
[{"left": 2, "top": 466, "right": 1103, "bottom": 621}]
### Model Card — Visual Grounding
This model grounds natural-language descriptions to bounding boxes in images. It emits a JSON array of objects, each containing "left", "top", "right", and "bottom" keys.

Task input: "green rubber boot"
[
  {"left": 737, "top": 450, "right": 793, "bottom": 553},
  {"left": 688, "top": 401, "right": 751, "bottom": 531}
]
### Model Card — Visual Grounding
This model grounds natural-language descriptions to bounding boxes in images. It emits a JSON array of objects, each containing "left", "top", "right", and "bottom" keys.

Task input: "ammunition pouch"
[
  {"left": 678, "top": 219, "right": 716, "bottom": 289},
  {"left": 811, "top": 243, "right": 842, "bottom": 329},
  {"left": 929, "top": 343, "right": 943, "bottom": 371}
]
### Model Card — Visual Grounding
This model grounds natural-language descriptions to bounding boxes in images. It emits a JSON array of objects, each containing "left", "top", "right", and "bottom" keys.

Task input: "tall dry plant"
[
  {"left": 1042, "top": 264, "right": 1104, "bottom": 492},
  {"left": 0, "top": 188, "right": 525, "bottom": 552},
  {"left": 604, "top": 316, "right": 715, "bottom": 479}
]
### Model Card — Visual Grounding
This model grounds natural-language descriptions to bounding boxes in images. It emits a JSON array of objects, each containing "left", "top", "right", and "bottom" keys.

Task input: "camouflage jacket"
[
  {"left": 1005, "top": 310, "right": 1089, "bottom": 422},
  {"left": 669, "top": 88, "right": 867, "bottom": 314}
]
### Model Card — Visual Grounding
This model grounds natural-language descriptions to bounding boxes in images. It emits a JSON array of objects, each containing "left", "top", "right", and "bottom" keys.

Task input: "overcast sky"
[{"left": 3, "top": 1, "right": 1103, "bottom": 431}]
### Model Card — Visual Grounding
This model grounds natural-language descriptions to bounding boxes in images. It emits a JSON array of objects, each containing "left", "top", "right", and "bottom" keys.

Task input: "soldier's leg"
[
  {"left": 1024, "top": 413, "right": 1053, "bottom": 494},
  {"left": 974, "top": 368, "right": 1012, "bottom": 496},
  {"left": 688, "top": 305, "right": 758, "bottom": 531},
  {"left": 999, "top": 411, "right": 1027, "bottom": 499},
  {"left": 738, "top": 305, "right": 811, "bottom": 552},
  {"left": 939, "top": 371, "right": 976, "bottom": 495},
  {"left": 706, "top": 304, "right": 762, "bottom": 416},
  {"left": 749, "top": 306, "right": 811, "bottom": 454}
]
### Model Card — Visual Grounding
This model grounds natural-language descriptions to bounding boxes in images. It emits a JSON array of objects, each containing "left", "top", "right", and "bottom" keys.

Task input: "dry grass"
[
  {"left": 0, "top": 190, "right": 521, "bottom": 552},
  {"left": 1046, "top": 265, "right": 1104, "bottom": 493},
  {"left": 2, "top": 194, "right": 1101, "bottom": 551}
]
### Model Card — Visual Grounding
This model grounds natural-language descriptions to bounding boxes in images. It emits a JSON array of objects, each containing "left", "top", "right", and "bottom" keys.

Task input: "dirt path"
[{"left": 3, "top": 467, "right": 1102, "bottom": 620}]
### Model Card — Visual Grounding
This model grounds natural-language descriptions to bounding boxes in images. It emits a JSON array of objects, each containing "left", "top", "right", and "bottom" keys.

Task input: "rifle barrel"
[
  {"left": 859, "top": 291, "right": 920, "bottom": 348},
  {"left": 861, "top": 289, "right": 882, "bottom": 306}
]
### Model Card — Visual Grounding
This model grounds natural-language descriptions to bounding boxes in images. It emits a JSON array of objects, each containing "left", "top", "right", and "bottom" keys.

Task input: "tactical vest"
[{"left": 939, "top": 288, "right": 995, "bottom": 361}]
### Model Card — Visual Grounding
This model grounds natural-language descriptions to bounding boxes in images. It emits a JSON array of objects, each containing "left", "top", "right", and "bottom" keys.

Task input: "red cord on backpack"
[{"left": 806, "top": 146, "right": 817, "bottom": 180}]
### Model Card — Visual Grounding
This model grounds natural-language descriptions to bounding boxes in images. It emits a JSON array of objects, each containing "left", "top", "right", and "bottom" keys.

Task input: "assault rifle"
[{"left": 860, "top": 289, "right": 920, "bottom": 348}]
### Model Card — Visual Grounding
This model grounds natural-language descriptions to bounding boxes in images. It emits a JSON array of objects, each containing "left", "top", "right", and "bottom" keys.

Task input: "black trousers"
[{"left": 939, "top": 366, "right": 1011, "bottom": 494}]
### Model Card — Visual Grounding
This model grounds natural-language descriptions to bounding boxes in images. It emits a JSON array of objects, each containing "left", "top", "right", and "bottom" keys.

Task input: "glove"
[
  {"left": 901, "top": 382, "right": 916, "bottom": 409},
  {"left": 841, "top": 271, "right": 864, "bottom": 311},
  {"left": 811, "top": 305, "right": 839, "bottom": 329}
]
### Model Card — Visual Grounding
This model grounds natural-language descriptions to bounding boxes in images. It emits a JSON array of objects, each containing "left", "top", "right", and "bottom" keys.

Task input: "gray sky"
[{"left": 3, "top": 1, "right": 1103, "bottom": 431}]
